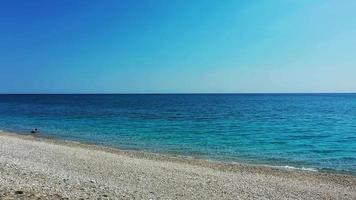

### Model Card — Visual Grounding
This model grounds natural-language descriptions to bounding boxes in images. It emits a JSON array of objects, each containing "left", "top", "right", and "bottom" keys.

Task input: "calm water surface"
[{"left": 0, "top": 94, "right": 355, "bottom": 173}]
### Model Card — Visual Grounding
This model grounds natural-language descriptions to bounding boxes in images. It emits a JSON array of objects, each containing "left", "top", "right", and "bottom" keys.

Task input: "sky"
[{"left": 0, "top": 0, "right": 355, "bottom": 93}]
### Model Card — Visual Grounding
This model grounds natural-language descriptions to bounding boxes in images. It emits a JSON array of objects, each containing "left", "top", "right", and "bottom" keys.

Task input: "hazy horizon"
[{"left": 1, "top": 0, "right": 356, "bottom": 93}]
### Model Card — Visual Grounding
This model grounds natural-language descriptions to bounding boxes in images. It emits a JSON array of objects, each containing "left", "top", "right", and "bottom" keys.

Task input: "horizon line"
[{"left": 1, "top": 92, "right": 356, "bottom": 95}]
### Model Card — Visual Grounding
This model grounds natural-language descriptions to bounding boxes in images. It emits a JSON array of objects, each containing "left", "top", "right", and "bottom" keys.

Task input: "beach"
[{"left": 0, "top": 132, "right": 355, "bottom": 199}]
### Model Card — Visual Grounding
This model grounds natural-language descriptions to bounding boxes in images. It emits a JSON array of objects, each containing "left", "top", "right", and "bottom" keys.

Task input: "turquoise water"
[{"left": 0, "top": 94, "right": 355, "bottom": 173}]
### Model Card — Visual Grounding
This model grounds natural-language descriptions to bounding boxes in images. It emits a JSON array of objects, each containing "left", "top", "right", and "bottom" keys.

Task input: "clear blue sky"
[{"left": 1, "top": 0, "right": 355, "bottom": 93}]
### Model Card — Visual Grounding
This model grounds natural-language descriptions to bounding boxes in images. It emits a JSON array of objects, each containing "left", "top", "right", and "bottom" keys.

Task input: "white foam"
[
  {"left": 223, "top": 161, "right": 319, "bottom": 172},
  {"left": 279, "top": 165, "right": 318, "bottom": 172}
]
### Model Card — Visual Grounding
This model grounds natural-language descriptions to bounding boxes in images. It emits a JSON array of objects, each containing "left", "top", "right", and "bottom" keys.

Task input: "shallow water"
[{"left": 0, "top": 94, "right": 355, "bottom": 172}]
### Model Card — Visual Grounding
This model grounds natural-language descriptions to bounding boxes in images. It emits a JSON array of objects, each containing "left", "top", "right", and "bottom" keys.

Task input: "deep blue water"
[{"left": 0, "top": 94, "right": 355, "bottom": 173}]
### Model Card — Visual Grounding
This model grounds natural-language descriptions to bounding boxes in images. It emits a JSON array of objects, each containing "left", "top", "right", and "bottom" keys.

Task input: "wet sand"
[{"left": 0, "top": 132, "right": 355, "bottom": 199}]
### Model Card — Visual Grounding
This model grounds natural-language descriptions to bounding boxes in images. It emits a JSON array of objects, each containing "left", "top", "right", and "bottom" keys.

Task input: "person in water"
[{"left": 31, "top": 128, "right": 38, "bottom": 134}]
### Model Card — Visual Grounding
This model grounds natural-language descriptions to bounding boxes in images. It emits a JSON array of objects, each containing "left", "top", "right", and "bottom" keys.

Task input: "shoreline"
[
  {"left": 2, "top": 130, "right": 354, "bottom": 176},
  {"left": 2, "top": 131, "right": 353, "bottom": 176},
  {"left": 1, "top": 131, "right": 355, "bottom": 199}
]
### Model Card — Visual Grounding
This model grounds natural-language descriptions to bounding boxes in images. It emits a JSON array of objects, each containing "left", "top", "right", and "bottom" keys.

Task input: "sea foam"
[{"left": 280, "top": 165, "right": 318, "bottom": 172}]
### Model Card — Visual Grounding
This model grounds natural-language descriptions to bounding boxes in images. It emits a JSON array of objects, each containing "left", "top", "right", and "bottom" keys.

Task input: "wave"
[
  {"left": 229, "top": 161, "right": 319, "bottom": 172},
  {"left": 276, "top": 165, "right": 318, "bottom": 172}
]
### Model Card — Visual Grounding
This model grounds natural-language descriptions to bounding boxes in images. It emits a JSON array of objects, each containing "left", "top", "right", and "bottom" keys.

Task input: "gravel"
[{"left": 0, "top": 132, "right": 355, "bottom": 200}]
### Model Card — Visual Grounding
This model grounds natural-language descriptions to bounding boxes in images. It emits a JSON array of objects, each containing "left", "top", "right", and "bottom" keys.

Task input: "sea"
[{"left": 0, "top": 94, "right": 355, "bottom": 173}]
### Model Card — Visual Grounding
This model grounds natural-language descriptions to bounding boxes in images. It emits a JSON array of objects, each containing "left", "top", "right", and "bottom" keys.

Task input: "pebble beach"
[{"left": 0, "top": 132, "right": 355, "bottom": 200}]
